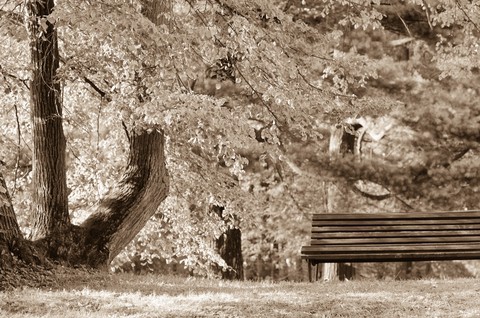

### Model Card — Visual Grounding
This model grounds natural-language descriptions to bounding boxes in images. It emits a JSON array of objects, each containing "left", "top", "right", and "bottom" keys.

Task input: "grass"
[{"left": 1, "top": 271, "right": 480, "bottom": 317}]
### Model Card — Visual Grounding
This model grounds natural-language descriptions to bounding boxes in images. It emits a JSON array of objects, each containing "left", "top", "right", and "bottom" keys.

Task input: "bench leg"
[
  {"left": 308, "top": 261, "right": 312, "bottom": 282},
  {"left": 307, "top": 261, "right": 322, "bottom": 282}
]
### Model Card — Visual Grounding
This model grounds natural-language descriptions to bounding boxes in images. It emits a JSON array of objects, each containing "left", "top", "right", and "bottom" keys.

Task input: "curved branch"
[
  {"left": 455, "top": 0, "right": 480, "bottom": 32},
  {"left": 81, "top": 127, "right": 169, "bottom": 266},
  {"left": 350, "top": 183, "right": 391, "bottom": 201}
]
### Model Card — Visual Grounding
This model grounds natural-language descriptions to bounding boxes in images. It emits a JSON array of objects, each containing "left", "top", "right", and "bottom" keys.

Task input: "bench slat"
[
  {"left": 301, "top": 251, "right": 480, "bottom": 263},
  {"left": 311, "top": 211, "right": 480, "bottom": 220},
  {"left": 312, "top": 219, "right": 480, "bottom": 226},
  {"left": 311, "top": 236, "right": 480, "bottom": 245},
  {"left": 301, "top": 243, "right": 480, "bottom": 253},
  {"left": 311, "top": 230, "right": 480, "bottom": 239},
  {"left": 312, "top": 224, "right": 480, "bottom": 232}
]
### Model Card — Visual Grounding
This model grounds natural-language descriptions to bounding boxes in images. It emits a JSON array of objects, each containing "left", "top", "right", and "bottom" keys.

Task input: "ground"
[{"left": 1, "top": 266, "right": 479, "bottom": 317}]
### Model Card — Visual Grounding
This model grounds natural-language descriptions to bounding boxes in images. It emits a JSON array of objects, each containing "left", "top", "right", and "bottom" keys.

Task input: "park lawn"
[{"left": 1, "top": 271, "right": 480, "bottom": 318}]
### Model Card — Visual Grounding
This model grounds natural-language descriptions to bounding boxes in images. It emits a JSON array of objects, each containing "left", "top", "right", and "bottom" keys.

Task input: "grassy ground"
[{"left": 1, "top": 270, "right": 480, "bottom": 318}]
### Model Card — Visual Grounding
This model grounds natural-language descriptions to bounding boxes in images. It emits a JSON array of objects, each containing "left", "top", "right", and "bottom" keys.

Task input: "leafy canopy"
[{"left": 1, "top": 0, "right": 479, "bottom": 273}]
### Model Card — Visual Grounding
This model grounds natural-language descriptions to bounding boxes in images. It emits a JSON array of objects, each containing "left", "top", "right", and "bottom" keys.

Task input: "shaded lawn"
[{"left": 1, "top": 272, "right": 480, "bottom": 317}]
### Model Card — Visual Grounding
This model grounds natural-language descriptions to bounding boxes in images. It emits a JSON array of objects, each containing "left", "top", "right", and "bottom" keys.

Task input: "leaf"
[{"left": 39, "top": 18, "right": 49, "bottom": 32}]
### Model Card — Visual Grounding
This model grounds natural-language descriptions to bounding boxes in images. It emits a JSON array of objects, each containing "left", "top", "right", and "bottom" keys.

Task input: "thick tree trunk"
[
  {"left": 0, "top": 126, "right": 169, "bottom": 269},
  {"left": 0, "top": 173, "right": 22, "bottom": 241},
  {"left": 79, "top": 128, "right": 169, "bottom": 267},
  {"left": 27, "top": 0, "right": 70, "bottom": 241},
  {"left": 216, "top": 228, "right": 244, "bottom": 280},
  {"left": 321, "top": 124, "right": 356, "bottom": 281},
  {"left": 214, "top": 206, "right": 244, "bottom": 280},
  {"left": 321, "top": 125, "right": 343, "bottom": 281},
  {"left": 0, "top": 172, "right": 43, "bottom": 269},
  {"left": 69, "top": 0, "right": 171, "bottom": 268},
  {"left": 0, "top": 0, "right": 66, "bottom": 270},
  {"left": 0, "top": 1, "right": 170, "bottom": 273},
  {"left": 0, "top": 172, "right": 22, "bottom": 268},
  {"left": 141, "top": 0, "right": 173, "bottom": 28}
]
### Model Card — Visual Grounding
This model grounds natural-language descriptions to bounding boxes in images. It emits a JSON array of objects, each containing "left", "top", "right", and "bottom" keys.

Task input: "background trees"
[{"left": 0, "top": 0, "right": 479, "bottom": 280}]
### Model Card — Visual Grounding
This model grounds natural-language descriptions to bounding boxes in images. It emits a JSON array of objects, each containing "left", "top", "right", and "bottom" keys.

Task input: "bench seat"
[{"left": 301, "top": 211, "right": 480, "bottom": 278}]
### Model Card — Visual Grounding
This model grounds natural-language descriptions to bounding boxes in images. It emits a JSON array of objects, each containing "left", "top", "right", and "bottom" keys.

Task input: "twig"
[
  {"left": 455, "top": 0, "right": 480, "bottom": 32},
  {"left": 122, "top": 120, "right": 131, "bottom": 144},
  {"left": 297, "top": 69, "right": 323, "bottom": 92},
  {"left": 83, "top": 76, "right": 107, "bottom": 99},
  {"left": 12, "top": 103, "right": 21, "bottom": 195},
  {"left": 351, "top": 184, "right": 392, "bottom": 201},
  {"left": 233, "top": 64, "right": 281, "bottom": 125},
  {"left": 355, "top": 127, "right": 366, "bottom": 156},
  {"left": 443, "top": 147, "right": 471, "bottom": 168},
  {"left": 396, "top": 13, "right": 412, "bottom": 37},
  {"left": 421, "top": 0, "right": 434, "bottom": 30},
  {"left": 0, "top": 65, "right": 29, "bottom": 90},
  {"left": 385, "top": 187, "right": 416, "bottom": 211}
]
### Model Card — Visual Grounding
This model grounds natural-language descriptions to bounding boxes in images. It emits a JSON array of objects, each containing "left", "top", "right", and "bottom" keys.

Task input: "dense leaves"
[{"left": 1, "top": 0, "right": 479, "bottom": 277}]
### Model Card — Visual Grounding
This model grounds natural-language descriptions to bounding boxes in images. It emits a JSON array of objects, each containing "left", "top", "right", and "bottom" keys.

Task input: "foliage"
[{"left": 1, "top": 0, "right": 480, "bottom": 277}]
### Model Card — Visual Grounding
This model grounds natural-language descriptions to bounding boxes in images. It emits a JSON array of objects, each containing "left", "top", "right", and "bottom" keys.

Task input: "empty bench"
[{"left": 301, "top": 211, "right": 480, "bottom": 281}]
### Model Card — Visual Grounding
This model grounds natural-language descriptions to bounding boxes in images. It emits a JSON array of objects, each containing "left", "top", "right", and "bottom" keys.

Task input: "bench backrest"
[
  {"left": 311, "top": 211, "right": 480, "bottom": 245},
  {"left": 301, "top": 211, "right": 480, "bottom": 262}
]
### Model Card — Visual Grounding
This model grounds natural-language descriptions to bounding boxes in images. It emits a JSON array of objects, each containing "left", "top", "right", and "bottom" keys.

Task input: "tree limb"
[
  {"left": 83, "top": 76, "right": 106, "bottom": 99},
  {"left": 80, "top": 127, "right": 169, "bottom": 266},
  {"left": 350, "top": 183, "right": 392, "bottom": 201}
]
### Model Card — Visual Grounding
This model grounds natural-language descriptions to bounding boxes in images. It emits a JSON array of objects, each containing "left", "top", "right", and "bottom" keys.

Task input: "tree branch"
[
  {"left": 80, "top": 128, "right": 169, "bottom": 266},
  {"left": 455, "top": 0, "right": 480, "bottom": 32}
]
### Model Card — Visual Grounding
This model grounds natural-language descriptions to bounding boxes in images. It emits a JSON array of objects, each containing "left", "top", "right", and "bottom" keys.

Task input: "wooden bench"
[{"left": 301, "top": 211, "right": 480, "bottom": 281}]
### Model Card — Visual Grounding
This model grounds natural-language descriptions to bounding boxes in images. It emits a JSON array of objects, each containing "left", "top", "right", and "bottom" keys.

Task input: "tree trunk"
[
  {"left": 214, "top": 206, "right": 244, "bottom": 280},
  {"left": 0, "top": 173, "right": 21, "bottom": 241},
  {"left": 0, "top": 0, "right": 67, "bottom": 269},
  {"left": 0, "top": 171, "right": 43, "bottom": 270},
  {"left": 0, "top": 1, "right": 170, "bottom": 273},
  {"left": 25, "top": 0, "right": 170, "bottom": 267},
  {"left": 322, "top": 125, "right": 357, "bottom": 281},
  {"left": 79, "top": 127, "right": 169, "bottom": 267},
  {"left": 27, "top": 0, "right": 70, "bottom": 241},
  {"left": 322, "top": 124, "right": 344, "bottom": 282},
  {"left": 0, "top": 172, "right": 22, "bottom": 268},
  {"left": 141, "top": 0, "right": 173, "bottom": 28},
  {"left": 62, "top": 0, "right": 171, "bottom": 268},
  {"left": 1, "top": 125, "right": 169, "bottom": 269},
  {"left": 216, "top": 229, "right": 244, "bottom": 280}
]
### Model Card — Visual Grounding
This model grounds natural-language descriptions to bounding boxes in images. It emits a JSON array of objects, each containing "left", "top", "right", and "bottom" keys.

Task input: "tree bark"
[
  {"left": 141, "top": 0, "right": 173, "bottom": 29},
  {"left": 216, "top": 229, "right": 244, "bottom": 280},
  {"left": 0, "top": 171, "right": 43, "bottom": 269},
  {"left": 0, "top": 173, "right": 22, "bottom": 241},
  {"left": 0, "top": 1, "right": 170, "bottom": 273},
  {"left": 27, "top": 0, "right": 70, "bottom": 241},
  {"left": 322, "top": 124, "right": 343, "bottom": 282},
  {"left": 69, "top": 0, "right": 171, "bottom": 268},
  {"left": 79, "top": 127, "right": 169, "bottom": 267},
  {"left": 0, "top": 172, "right": 22, "bottom": 268},
  {"left": 214, "top": 206, "right": 244, "bottom": 280}
]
